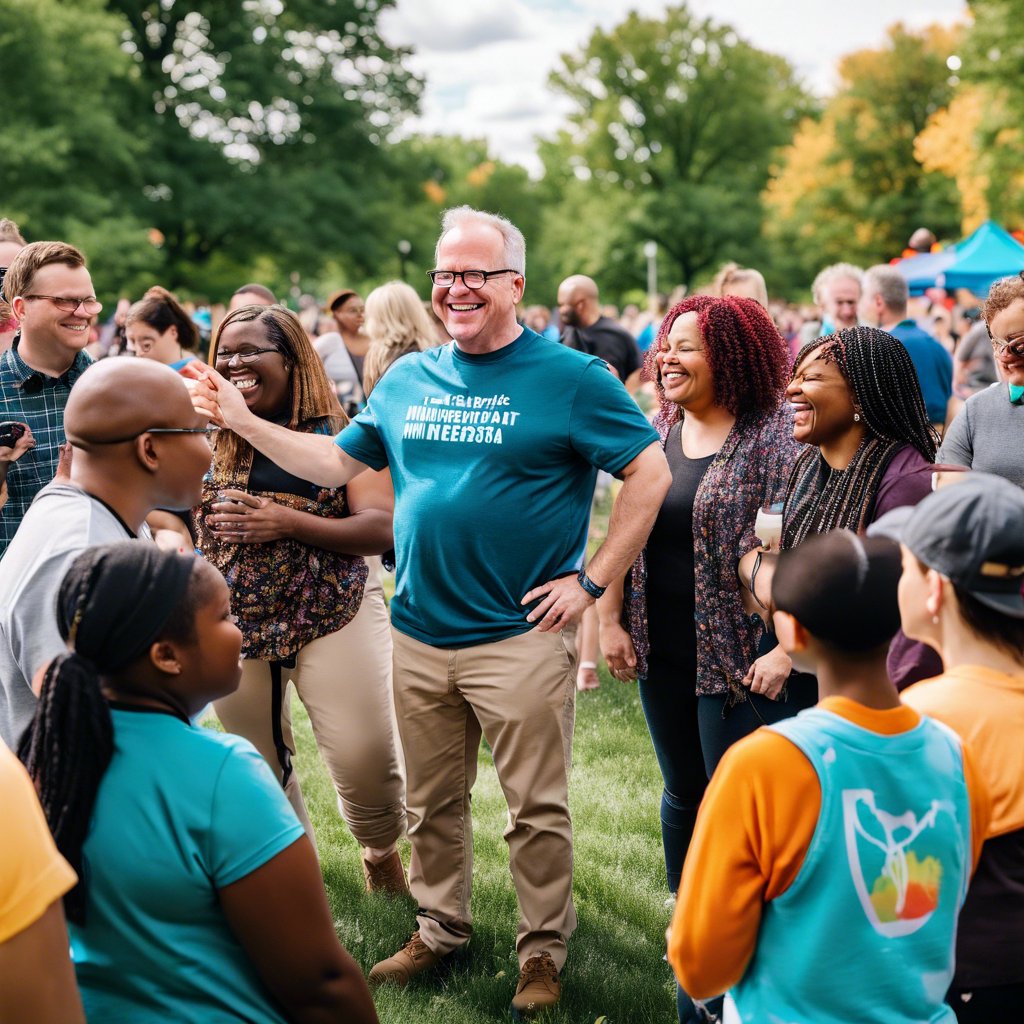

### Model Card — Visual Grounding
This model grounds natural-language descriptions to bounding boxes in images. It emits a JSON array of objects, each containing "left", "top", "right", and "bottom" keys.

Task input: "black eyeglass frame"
[
  {"left": 426, "top": 269, "right": 519, "bottom": 288},
  {"left": 85, "top": 426, "right": 218, "bottom": 445}
]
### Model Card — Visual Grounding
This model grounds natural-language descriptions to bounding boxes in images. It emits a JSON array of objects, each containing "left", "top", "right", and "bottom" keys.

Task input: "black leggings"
[
  {"left": 638, "top": 658, "right": 706, "bottom": 894},
  {"left": 697, "top": 672, "right": 820, "bottom": 777}
]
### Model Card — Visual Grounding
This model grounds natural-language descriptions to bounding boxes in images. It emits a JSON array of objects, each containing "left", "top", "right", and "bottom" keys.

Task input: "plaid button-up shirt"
[{"left": 0, "top": 335, "right": 92, "bottom": 555}]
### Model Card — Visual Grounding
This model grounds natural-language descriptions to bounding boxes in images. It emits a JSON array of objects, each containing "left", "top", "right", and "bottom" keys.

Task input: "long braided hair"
[
  {"left": 782, "top": 326, "right": 937, "bottom": 548},
  {"left": 18, "top": 543, "right": 209, "bottom": 924},
  {"left": 208, "top": 304, "right": 345, "bottom": 486}
]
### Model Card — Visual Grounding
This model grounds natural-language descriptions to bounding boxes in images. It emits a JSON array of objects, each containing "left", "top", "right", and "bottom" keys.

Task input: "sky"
[{"left": 380, "top": 0, "right": 969, "bottom": 173}]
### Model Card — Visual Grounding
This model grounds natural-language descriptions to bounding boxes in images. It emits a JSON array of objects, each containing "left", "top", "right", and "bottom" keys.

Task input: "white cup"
[{"left": 755, "top": 508, "right": 783, "bottom": 551}]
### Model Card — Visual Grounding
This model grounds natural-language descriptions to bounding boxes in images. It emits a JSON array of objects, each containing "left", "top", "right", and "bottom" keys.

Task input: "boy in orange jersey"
[{"left": 668, "top": 530, "right": 989, "bottom": 1024}]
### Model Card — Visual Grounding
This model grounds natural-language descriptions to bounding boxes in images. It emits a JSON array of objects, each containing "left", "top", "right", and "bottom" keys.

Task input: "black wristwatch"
[{"left": 576, "top": 568, "right": 606, "bottom": 599}]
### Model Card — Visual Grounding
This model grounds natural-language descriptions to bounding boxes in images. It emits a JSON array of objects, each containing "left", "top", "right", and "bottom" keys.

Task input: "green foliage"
[
  {"left": 764, "top": 24, "right": 963, "bottom": 293},
  {"left": 0, "top": 0, "right": 152, "bottom": 290},
  {"left": 103, "top": 0, "right": 422, "bottom": 292},
  {"left": 963, "top": 0, "right": 1024, "bottom": 225},
  {"left": 547, "top": 4, "right": 811, "bottom": 289}
]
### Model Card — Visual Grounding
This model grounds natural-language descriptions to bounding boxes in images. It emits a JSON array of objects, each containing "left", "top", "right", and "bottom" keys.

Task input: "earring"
[
  {"left": 853, "top": 412, "right": 862, "bottom": 422},
  {"left": 932, "top": 615, "right": 940, "bottom": 624}
]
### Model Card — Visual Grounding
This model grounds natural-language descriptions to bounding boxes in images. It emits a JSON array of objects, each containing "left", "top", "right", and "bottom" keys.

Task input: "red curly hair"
[{"left": 643, "top": 295, "right": 790, "bottom": 430}]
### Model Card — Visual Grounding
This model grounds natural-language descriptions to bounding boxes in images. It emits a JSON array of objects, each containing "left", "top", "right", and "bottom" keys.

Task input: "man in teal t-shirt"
[{"left": 191, "top": 206, "right": 669, "bottom": 1016}]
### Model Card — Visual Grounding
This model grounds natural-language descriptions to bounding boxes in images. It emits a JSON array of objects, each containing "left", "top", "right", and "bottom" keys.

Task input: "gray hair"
[
  {"left": 863, "top": 264, "right": 909, "bottom": 316},
  {"left": 811, "top": 262, "right": 864, "bottom": 305},
  {"left": 435, "top": 206, "right": 526, "bottom": 276}
]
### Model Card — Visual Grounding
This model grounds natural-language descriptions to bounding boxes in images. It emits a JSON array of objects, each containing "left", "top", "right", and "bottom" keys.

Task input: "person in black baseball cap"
[{"left": 879, "top": 473, "right": 1024, "bottom": 1023}]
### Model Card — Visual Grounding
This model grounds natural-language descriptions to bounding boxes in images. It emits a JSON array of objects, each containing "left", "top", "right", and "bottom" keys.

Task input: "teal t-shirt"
[
  {"left": 70, "top": 707, "right": 305, "bottom": 1023},
  {"left": 337, "top": 328, "right": 658, "bottom": 646}
]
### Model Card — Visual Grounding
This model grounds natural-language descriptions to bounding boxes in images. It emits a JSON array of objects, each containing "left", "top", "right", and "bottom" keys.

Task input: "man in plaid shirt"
[{"left": 0, "top": 242, "right": 95, "bottom": 556}]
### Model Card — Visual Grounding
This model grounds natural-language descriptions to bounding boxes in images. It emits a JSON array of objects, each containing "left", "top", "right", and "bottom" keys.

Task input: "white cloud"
[{"left": 384, "top": 0, "right": 969, "bottom": 173}]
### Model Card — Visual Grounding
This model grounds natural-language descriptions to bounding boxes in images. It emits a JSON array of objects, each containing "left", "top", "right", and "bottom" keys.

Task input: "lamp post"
[
  {"left": 643, "top": 240, "right": 658, "bottom": 301},
  {"left": 397, "top": 239, "right": 411, "bottom": 281}
]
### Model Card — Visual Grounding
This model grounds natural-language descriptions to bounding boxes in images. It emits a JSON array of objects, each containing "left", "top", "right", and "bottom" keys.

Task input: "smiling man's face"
[{"left": 431, "top": 222, "right": 523, "bottom": 352}]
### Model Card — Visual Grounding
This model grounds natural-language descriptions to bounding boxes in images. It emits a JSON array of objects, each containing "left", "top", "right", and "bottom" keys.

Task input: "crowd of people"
[{"left": 1, "top": 205, "right": 1022, "bottom": 1024}]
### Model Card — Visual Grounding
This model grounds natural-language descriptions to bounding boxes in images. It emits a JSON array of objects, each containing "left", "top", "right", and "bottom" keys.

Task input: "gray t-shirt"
[
  {"left": 938, "top": 383, "right": 1024, "bottom": 488},
  {"left": 0, "top": 484, "right": 148, "bottom": 747}
]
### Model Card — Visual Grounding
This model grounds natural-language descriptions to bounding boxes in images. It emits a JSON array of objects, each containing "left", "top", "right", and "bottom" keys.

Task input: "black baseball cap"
[
  {"left": 868, "top": 474, "right": 1024, "bottom": 619},
  {"left": 773, "top": 531, "right": 903, "bottom": 651}
]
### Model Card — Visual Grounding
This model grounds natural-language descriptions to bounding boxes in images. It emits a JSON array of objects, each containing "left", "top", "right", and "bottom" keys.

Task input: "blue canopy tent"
[
  {"left": 937, "top": 220, "right": 1024, "bottom": 295},
  {"left": 895, "top": 246, "right": 959, "bottom": 295}
]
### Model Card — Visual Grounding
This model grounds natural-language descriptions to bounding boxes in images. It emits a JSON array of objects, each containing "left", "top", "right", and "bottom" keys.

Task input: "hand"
[
  {"left": 181, "top": 364, "right": 254, "bottom": 434},
  {"left": 742, "top": 645, "right": 792, "bottom": 700},
  {"left": 0, "top": 423, "right": 34, "bottom": 464},
  {"left": 522, "top": 575, "right": 594, "bottom": 632},
  {"left": 206, "top": 489, "right": 294, "bottom": 544},
  {"left": 53, "top": 442, "right": 73, "bottom": 481},
  {"left": 599, "top": 620, "right": 638, "bottom": 682}
]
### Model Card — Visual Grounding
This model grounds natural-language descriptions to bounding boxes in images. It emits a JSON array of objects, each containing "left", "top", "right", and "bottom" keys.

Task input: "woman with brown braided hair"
[
  {"left": 741, "top": 326, "right": 944, "bottom": 688},
  {"left": 193, "top": 304, "right": 407, "bottom": 894}
]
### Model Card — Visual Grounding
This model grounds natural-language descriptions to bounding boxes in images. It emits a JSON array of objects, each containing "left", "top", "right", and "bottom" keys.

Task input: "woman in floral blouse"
[
  {"left": 600, "top": 295, "right": 811, "bottom": 877},
  {"left": 193, "top": 304, "right": 408, "bottom": 895}
]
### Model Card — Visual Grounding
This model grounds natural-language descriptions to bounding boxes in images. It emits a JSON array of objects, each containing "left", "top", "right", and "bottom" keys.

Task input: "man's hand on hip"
[{"left": 522, "top": 576, "right": 594, "bottom": 632}]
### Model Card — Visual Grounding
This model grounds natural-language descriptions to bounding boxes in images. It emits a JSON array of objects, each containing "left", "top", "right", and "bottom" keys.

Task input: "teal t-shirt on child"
[
  {"left": 337, "top": 328, "right": 658, "bottom": 647},
  {"left": 70, "top": 707, "right": 305, "bottom": 1024}
]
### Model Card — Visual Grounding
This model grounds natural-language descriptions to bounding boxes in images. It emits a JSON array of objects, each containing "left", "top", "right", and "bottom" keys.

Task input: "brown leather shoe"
[
  {"left": 368, "top": 932, "right": 444, "bottom": 987},
  {"left": 362, "top": 849, "right": 409, "bottom": 896},
  {"left": 510, "top": 952, "right": 561, "bottom": 1018}
]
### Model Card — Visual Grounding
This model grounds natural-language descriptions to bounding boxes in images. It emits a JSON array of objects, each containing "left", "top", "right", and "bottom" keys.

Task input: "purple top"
[{"left": 872, "top": 444, "right": 945, "bottom": 689}]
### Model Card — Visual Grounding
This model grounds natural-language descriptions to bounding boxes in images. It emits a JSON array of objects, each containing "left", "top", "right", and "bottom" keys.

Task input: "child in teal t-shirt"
[{"left": 19, "top": 541, "right": 378, "bottom": 1024}]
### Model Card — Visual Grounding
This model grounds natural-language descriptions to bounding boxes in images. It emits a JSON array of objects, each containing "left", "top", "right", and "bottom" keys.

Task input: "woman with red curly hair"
[{"left": 598, "top": 296, "right": 812, "bottom": 904}]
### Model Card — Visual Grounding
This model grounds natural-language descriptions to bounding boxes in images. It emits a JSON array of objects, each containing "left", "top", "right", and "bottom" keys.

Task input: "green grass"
[{"left": 289, "top": 667, "right": 678, "bottom": 1024}]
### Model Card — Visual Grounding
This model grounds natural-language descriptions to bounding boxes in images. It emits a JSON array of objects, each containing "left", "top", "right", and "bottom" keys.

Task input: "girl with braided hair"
[
  {"left": 19, "top": 541, "right": 378, "bottom": 1023},
  {"left": 599, "top": 295, "right": 813, "bottom": 1023},
  {"left": 742, "top": 326, "right": 945, "bottom": 689}
]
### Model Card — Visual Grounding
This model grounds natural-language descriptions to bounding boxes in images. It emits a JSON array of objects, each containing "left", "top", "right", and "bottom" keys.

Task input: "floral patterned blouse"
[
  {"left": 625, "top": 404, "right": 803, "bottom": 698},
  {"left": 192, "top": 419, "right": 367, "bottom": 662}
]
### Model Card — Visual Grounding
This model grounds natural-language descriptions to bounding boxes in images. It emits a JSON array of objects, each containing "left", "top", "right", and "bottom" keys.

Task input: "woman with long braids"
[
  {"left": 598, "top": 295, "right": 810, "bottom": 1023},
  {"left": 194, "top": 304, "right": 407, "bottom": 894},
  {"left": 125, "top": 286, "right": 202, "bottom": 371},
  {"left": 741, "top": 326, "right": 944, "bottom": 688},
  {"left": 19, "top": 542, "right": 378, "bottom": 1023}
]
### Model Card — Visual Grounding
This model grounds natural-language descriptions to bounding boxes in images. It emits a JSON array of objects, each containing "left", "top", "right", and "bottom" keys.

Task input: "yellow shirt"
[{"left": 0, "top": 742, "right": 77, "bottom": 943}]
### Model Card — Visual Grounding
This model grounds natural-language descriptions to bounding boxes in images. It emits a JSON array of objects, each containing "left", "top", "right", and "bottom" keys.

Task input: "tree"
[
  {"left": 961, "top": 0, "right": 1024, "bottom": 227},
  {"left": 764, "top": 23, "right": 963, "bottom": 289},
  {"left": 547, "top": 4, "right": 810, "bottom": 289},
  {"left": 102, "top": 0, "right": 422, "bottom": 293},
  {"left": 0, "top": 0, "right": 159, "bottom": 296}
]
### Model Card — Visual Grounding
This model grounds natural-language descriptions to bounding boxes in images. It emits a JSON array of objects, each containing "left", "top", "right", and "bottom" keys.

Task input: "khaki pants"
[
  {"left": 392, "top": 624, "right": 578, "bottom": 969},
  {"left": 216, "top": 565, "right": 405, "bottom": 850}
]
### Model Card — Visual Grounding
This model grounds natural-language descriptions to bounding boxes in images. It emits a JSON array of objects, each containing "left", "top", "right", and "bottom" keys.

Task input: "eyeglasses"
[
  {"left": 990, "top": 330, "right": 1024, "bottom": 357},
  {"left": 22, "top": 294, "right": 103, "bottom": 315},
  {"left": 88, "top": 426, "right": 218, "bottom": 445},
  {"left": 426, "top": 269, "right": 518, "bottom": 289},
  {"left": 214, "top": 347, "right": 281, "bottom": 367}
]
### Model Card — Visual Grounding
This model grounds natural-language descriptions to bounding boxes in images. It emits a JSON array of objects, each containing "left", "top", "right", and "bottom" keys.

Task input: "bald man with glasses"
[{"left": 0, "top": 358, "right": 214, "bottom": 747}]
